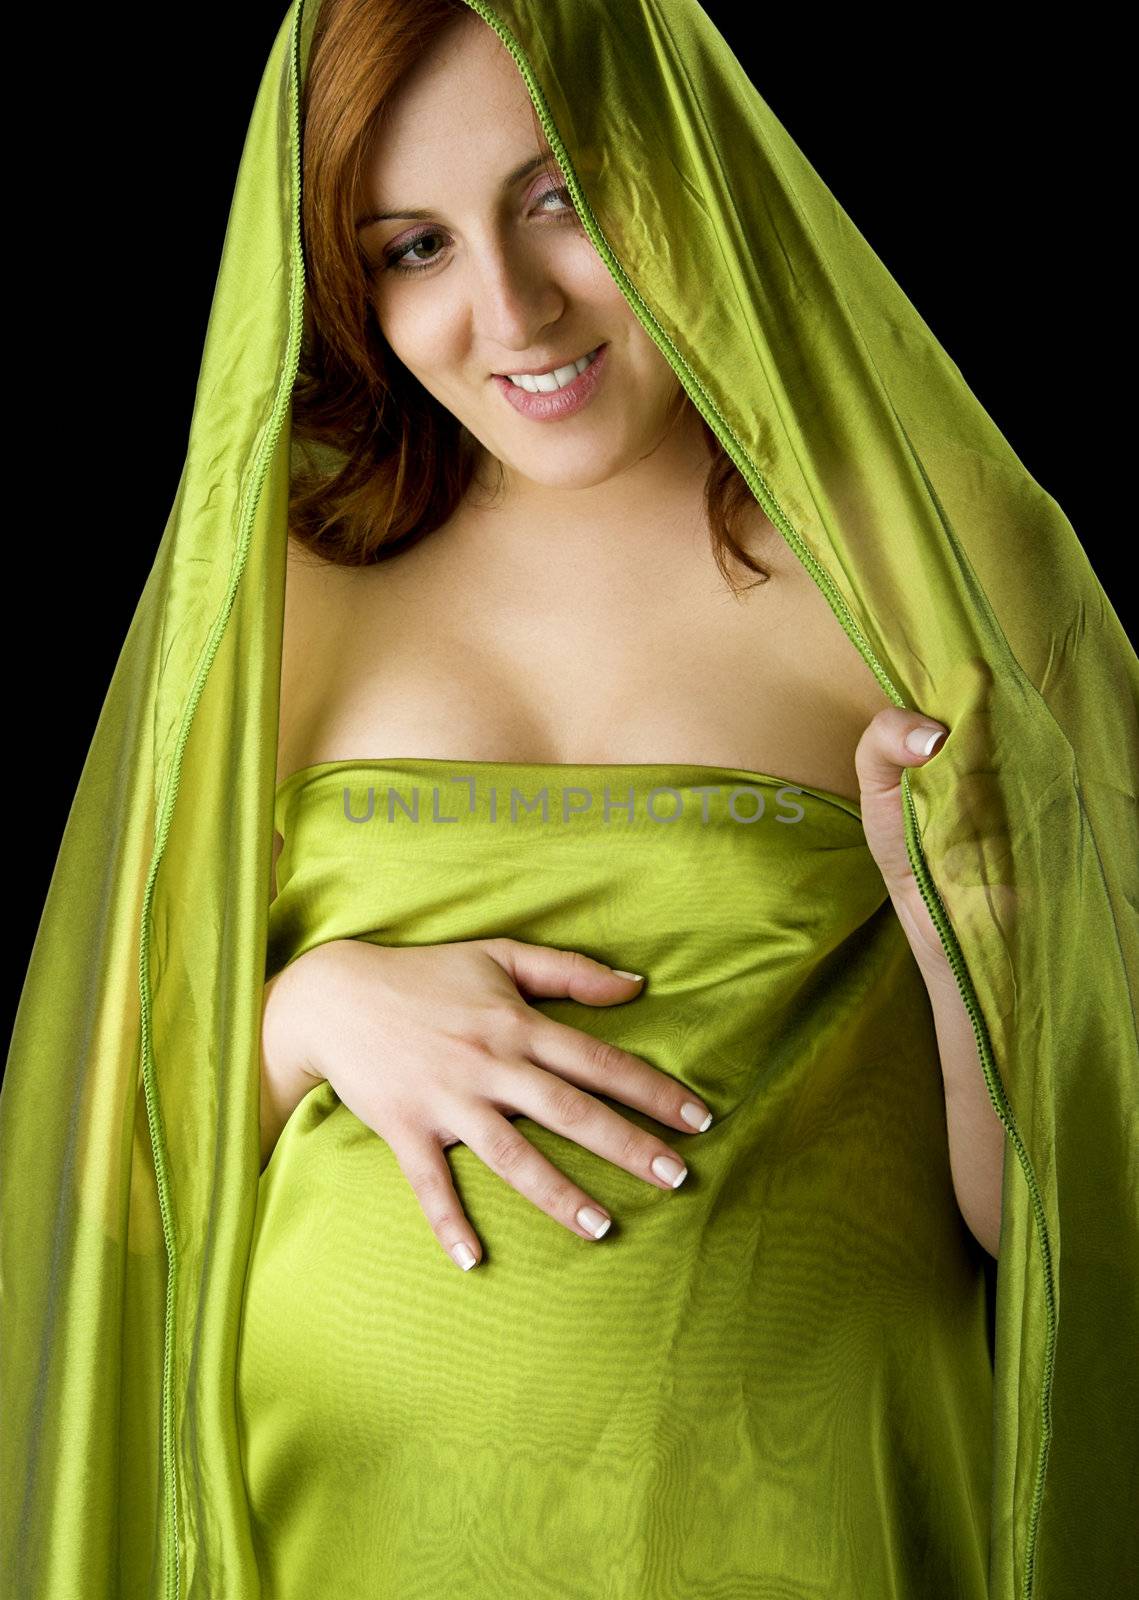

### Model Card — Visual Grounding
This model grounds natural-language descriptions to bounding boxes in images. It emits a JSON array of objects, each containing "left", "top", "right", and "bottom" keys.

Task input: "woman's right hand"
[{"left": 261, "top": 936, "right": 714, "bottom": 1271}]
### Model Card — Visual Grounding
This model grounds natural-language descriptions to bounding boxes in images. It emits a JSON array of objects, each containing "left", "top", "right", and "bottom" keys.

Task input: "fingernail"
[
  {"left": 652, "top": 1154, "right": 688, "bottom": 1188},
  {"left": 681, "top": 1101, "right": 713, "bottom": 1131},
  {"left": 905, "top": 725, "right": 946, "bottom": 758},
  {"left": 577, "top": 1206, "right": 612, "bottom": 1239},
  {"left": 451, "top": 1242, "right": 477, "bottom": 1270},
  {"left": 611, "top": 969, "right": 644, "bottom": 981}
]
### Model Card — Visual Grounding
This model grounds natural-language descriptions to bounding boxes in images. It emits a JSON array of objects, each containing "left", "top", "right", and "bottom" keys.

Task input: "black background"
[{"left": 6, "top": 10, "right": 1128, "bottom": 1032}]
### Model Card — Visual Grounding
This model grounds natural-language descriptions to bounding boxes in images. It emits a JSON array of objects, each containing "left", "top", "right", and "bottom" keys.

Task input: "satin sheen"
[
  {"left": 5, "top": 0, "right": 1135, "bottom": 1592},
  {"left": 237, "top": 758, "right": 993, "bottom": 1599}
]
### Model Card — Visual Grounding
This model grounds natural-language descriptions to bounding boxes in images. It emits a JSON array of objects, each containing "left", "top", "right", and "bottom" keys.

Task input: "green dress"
[{"left": 237, "top": 757, "right": 993, "bottom": 1599}]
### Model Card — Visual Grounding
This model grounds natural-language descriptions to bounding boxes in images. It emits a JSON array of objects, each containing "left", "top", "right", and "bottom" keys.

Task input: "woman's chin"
[{"left": 488, "top": 433, "right": 648, "bottom": 494}]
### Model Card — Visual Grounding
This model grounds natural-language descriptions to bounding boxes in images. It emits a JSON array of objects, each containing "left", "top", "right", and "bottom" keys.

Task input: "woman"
[
  {"left": 246, "top": 8, "right": 999, "bottom": 1591},
  {"left": 3, "top": 1, "right": 1136, "bottom": 1597},
  {"left": 260, "top": 0, "right": 1001, "bottom": 1250}
]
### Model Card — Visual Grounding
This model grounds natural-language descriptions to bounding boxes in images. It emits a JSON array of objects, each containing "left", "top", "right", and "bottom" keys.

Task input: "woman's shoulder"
[
  {"left": 283, "top": 528, "right": 376, "bottom": 613},
  {"left": 277, "top": 533, "right": 365, "bottom": 784},
  {"left": 285, "top": 527, "right": 360, "bottom": 580},
  {"left": 283, "top": 532, "right": 360, "bottom": 668}
]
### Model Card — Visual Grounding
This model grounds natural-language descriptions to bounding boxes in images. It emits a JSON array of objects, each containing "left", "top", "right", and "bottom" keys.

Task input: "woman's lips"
[{"left": 491, "top": 343, "right": 609, "bottom": 421}]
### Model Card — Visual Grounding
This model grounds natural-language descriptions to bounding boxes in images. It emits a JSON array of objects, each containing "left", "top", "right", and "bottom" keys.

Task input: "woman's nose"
[{"left": 469, "top": 238, "right": 567, "bottom": 354}]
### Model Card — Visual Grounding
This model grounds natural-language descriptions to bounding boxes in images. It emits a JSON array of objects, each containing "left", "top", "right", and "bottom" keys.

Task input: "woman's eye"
[
  {"left": 384, "top": 231, "right": 447, "bottom": 274},
  {"left": 381, "top": 183, "right": 576, "bottom": 276},
  {"left": 536, "top": 183, "right": 574, "bottom": 213}
]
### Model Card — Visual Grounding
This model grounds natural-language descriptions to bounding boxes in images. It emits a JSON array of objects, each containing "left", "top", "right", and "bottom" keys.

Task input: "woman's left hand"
[{"left": 854, "top": 707, "right": 952, "bottom": 975}]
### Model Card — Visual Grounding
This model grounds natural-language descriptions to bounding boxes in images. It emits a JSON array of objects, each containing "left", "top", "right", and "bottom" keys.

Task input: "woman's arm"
[
  {"left": 270, "top": 827, "right": 283, "bottom": 904},
  {"left": 855, "top": 708, "right": 1007, "bottom": 1261},
  {"left": 261, "top": 830, "right": 322, "bottom": 1171},
  {"left": 910, "top": 939, "right": 1005, "bottom": 1259},
  {"left": 259, "top": 962, "right": 321, "bottom": 1172}
]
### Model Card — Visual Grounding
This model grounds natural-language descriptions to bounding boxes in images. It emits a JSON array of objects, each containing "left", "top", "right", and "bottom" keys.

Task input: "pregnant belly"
[
  {"left": 238, "top": 1083, "right": 724, "bottom": 1447},
  {"left": 234, "top": 1083, "right": 992, "bottom": 1600}
]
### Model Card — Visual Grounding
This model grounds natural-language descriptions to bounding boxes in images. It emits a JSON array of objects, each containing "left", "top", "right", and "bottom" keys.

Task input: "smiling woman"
[
  {"left": 2, "top": 1, "right": 1135, "bottom": 1599},
  {"left": 291, "top": 0, "right": 761, "bottom": 584},
  {"left": 236, "top": 0, "right": 1127, "bottom": 1594}
]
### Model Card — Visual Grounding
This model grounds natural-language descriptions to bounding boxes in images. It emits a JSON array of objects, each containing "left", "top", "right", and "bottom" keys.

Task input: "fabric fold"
[{"left": 2, "top": 3, "right": 1135, "bottom": 1595}]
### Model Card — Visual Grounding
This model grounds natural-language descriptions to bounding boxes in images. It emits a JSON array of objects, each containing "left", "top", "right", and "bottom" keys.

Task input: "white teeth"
[{"left": 507, "top": 348, "right": 597, "bottom": 392}]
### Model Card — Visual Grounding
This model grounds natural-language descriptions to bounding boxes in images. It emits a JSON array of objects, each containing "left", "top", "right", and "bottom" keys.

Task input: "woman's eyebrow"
[{"left": 355, "top": 150, "right": 556, "bottom": 231}]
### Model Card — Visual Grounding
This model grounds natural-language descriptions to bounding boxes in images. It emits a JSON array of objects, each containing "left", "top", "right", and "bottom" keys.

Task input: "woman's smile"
[{"left": 491, "top": 341, "right": 609, "bottom": 421}]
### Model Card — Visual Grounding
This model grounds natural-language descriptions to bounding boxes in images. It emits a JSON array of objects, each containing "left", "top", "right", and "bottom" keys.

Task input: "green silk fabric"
[
  {"left": 2, "top": 2, "right": 1136, "bottom": 1596},
  {"left": 239, "top": 758, "right": 993, "bottom": 1596}
]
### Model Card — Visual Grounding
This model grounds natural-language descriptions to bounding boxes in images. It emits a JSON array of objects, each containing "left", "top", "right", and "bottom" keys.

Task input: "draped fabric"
[
  {"left": 237, "top": 757, "right": 995, "bottom": 1598},
  {"left": 2, "top": 2, "right": 1135, "bottom": 1596}
]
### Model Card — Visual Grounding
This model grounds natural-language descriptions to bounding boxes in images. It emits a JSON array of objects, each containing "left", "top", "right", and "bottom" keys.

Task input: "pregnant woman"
[
  {"left": 4, "top": 2, "right": 1136, "bottom": 1598},
  {"left": 243, "top": 9, "right": 1002, "bottom": 1595}
]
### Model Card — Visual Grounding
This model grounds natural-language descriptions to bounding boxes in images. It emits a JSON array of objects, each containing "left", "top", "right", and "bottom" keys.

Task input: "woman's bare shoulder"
[
  {"left": 284, "top": 528, "right": 361, "bottom": 580},
  {"left": 283, "top": 529, "right": 367, "bottom": 617},
  {"left": 277, "top": 534, "right": 366, "bottom": 785}
]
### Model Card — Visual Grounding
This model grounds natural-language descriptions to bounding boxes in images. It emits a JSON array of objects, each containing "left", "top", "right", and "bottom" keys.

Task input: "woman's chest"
[{"left": 279, "top": 528, "right": 894, "bottom": 806}]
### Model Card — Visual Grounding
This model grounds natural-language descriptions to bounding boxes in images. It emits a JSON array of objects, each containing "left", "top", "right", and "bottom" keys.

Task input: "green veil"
[{"left": 3, "top": 2, "right": 1136, "bottom": 1595}]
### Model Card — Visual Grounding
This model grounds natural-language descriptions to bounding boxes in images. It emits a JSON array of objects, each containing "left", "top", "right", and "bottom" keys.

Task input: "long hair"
[{"left": 291, "top": 0, "right": 770, "bottom": 592}]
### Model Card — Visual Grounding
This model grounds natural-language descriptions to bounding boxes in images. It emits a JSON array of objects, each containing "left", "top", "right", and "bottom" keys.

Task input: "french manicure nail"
[
  {"left": 652, "top": 1154, "right": 688, "bottom": 1188},
  {"left": 577, "top": 1206, "right": 611, "bottom": 1239},
  {"left": 905, "top": 725, "right": 946, "bottom": 757},
  {"left": 452, "top": 1242, "right": 477, "bottom": 1271},
  {"left": 681, "top": 1101, "right": 713, "bottom": 1131}
]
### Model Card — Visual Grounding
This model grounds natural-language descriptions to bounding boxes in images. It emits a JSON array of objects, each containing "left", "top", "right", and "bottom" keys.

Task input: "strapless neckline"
[{"left": 274, "top": 755, "right": 863, "bottom": 822}]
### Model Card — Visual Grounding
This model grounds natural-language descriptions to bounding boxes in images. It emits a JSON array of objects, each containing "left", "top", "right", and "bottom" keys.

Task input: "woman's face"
[{"left": 356, "top": 13, "right": 685, "bottom": 495}]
